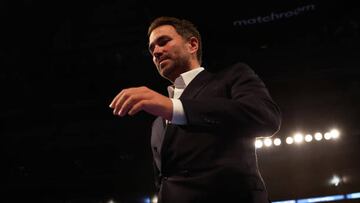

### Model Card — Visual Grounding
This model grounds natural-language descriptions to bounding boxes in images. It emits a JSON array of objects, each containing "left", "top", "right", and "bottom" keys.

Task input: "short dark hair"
[{"left": 148, "top": 16, "right": 202, "bottom": 65}]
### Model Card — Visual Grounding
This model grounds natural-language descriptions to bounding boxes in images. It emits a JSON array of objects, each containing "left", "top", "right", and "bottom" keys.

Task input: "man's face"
[{"left": 149, "top": 25, "right": 192, "bottom": 82}]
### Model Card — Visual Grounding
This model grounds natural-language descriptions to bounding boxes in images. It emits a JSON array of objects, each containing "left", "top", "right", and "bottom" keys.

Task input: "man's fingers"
[
  {"left": 112, "top": 89, "right": 134, "bottom": 115},
  {"left": 113, "top": 93, "right": 127, "bottom": 115},
  {"left": 128, "top": 101, "right": 146, "bottom": 116},
  {"left": 117, "top": 95, "right": 137, "bottom": 116},
  {"left": 109, "top": 86, "right": 162, "bottom": 117},
  {"left": 116, "top": 92, "right": 147, "bottom": 116},
  {"left": 109, "top": 90, "right": 124, "bottom": 108}
]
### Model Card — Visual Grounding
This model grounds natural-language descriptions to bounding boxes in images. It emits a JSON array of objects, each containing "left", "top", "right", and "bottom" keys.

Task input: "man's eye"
[{"left": 158, "top": 39, "right": 169, "bottom": 46}]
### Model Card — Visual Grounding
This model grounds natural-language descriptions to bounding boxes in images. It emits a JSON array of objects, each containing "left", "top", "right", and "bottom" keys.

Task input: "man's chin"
[
  {"left": 159, "top": 63, "right": 170, "bottom": 75},
  {"left": 160, "top": 69, "right": 176, "bottom": 81}
]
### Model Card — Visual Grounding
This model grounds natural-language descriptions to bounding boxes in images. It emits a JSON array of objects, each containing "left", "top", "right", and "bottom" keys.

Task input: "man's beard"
[{"left": 160, "top": 56, "right": 190, "bottom": 82}]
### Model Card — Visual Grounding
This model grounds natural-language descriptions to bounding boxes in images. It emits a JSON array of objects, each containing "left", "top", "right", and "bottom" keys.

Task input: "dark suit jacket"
[{"left": 151, "top": 62, "right": 281, "bottom": 203}]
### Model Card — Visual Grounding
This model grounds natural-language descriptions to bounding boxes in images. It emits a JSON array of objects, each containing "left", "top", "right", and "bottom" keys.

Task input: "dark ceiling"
[{"left": 1, "top": 0, "right": 360, "bottom": 202}]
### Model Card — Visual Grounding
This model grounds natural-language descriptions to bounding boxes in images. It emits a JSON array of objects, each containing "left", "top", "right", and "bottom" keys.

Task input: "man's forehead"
[{"left": 149, "top": 25, "right": 177, "bottom": 42}]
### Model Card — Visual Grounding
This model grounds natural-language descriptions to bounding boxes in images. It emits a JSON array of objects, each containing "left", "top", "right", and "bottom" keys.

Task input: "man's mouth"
[{"left": 159, "top": 59, "right": 169, "bottom": 67}]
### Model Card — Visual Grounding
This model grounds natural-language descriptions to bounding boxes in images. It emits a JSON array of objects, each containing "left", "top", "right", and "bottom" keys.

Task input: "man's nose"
[{"left": 153, "top": 47, "right": 162, "bottom": 59}]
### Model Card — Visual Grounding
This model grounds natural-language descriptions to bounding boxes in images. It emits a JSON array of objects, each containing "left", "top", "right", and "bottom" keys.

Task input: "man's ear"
[{"left": 188, "top": 37, "right": 199, "bottom": 54}]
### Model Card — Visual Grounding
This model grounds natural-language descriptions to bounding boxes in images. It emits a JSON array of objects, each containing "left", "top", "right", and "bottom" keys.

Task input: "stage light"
[
  {"left": 294, "top": 133, "right": 304, "bottom": 143},
  {"left": 330, "top": 129, "right": 340, "bottom": 139},
  {"left": 273, "top": 192, "right": 360, "bottom": 202},
  {"left": 304, "top": 134, "right": 313, "bottom": 142},
  {"left": 272, "top": 200, "right": 296, "bottom": 203},
  {"left": 151, "top": 195, "right": 158, "bottom": 203},
  {"left": 255, "top": 139, "right": 263, "bottom": 148},
  {"left": 297, "top": 195, "right": 345, "bottom": 203},
  {"left": 264, "top": 138, "right": 272, "bottom": 147},
  {"left": 330, "top": 175, "right": 341, "bottom": 186},
  {"left": 346, "top": 192, "right": 360, "bottom": 200},
  {"left": 286, "top": 137, "right": 294, "bottom": 144},
  {"left": 314, "top": 132, "right": 323, "bottom": 141},
  {"left": 274, "top": 138, "right": 281, "bottom": 146},
  {"left": 255, "top": 127, "right": 341, "bottom": 150},
  {"left": 324, "top": 132, "right": 332, "bottom": 140}
]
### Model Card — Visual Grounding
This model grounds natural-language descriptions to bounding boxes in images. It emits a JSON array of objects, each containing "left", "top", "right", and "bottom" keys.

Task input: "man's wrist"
[{"left": 170, "top": 99, "right": 187, "bottom": 125}]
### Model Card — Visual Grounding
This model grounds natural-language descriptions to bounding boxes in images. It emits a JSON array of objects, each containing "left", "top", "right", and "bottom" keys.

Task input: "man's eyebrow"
[{"left": 148, "top": 36, "right": 168, "bottom": 52}]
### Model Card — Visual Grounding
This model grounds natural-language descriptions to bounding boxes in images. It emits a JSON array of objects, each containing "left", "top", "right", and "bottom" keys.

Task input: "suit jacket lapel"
[
  {"left": 159, "top": 69, "right": 214, "bottom": 171},
  {"left": 180, "top": 69, "right": 214, "bottom": 99}
]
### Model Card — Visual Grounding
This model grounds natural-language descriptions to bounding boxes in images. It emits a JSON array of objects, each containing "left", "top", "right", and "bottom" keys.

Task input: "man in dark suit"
[{"left": 110, "top": 16, "right": 281, "bottom": 203}]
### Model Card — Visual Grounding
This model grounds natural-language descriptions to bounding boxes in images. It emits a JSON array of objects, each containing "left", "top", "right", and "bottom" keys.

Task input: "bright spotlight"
[
  {"left": 294, "top": 133, "right": 304, "bottom": 143},
  {"left": 151, "top": 195, "right": 158, "bottom": 203},
  {"left": 274, "top": 138, "right": 282, "bottom": 146},
  {"left": 346, "top": 192, "right": 360, "bottom": 200},
  {"left": 305, "top": 134, "right": 313, "bottom": 142},
  {"left": 314, "top": 132, "right": 323, "bottom": 141},
  {"left": 143, "top": 197, "right": 151, "bottom": 203},
  {"left": 286, "top": 137, "right": 294, "bottom": 144},
  {"left": 330, "top": 129, "right": 340, "bottom": 139},
  {"left": 264, "top": 138, "right": 272, "bottom": 147},
  {"left": 324, "top": 132, "right": 332, "bottom": 140},
  {"left": 330, "top": 175, "right": 342, "bottom": 186},
  {"left": 255, "top": 140, "right": 263, "bottom": 148}
]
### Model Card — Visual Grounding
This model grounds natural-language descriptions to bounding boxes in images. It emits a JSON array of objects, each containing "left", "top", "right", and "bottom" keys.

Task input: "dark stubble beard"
[{"left": 160, "top": 54, "right": 191, "bottom": 82}]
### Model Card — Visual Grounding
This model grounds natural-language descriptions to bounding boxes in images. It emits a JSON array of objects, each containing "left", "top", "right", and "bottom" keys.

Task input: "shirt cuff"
[{"left": 170, "top": 98, "right": 187, "bottom": 125}]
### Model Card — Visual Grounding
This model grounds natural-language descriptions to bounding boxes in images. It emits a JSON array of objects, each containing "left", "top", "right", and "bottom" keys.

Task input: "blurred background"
[{"left": 1, "top": 0, "right": 359, "bottom": 202}]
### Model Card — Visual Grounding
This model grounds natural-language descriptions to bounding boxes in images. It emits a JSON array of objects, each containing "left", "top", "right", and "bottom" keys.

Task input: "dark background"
[{"left": 1, "top": 0, "right": 359, "bottom": 202}]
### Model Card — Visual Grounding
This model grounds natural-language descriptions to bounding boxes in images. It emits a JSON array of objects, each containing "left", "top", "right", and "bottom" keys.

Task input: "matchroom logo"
[{"left": 233, "top": 4, "right": 316, "bottom": 27}]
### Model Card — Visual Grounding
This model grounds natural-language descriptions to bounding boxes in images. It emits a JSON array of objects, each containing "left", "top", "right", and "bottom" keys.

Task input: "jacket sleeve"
[{"left": 181, "top": 63, "right": 281, "bottom": 137}]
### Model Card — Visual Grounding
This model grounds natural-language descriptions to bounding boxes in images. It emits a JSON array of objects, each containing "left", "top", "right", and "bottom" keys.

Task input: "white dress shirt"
[{"left": 167, "top": 67, "right": 204, "bottom": 125}]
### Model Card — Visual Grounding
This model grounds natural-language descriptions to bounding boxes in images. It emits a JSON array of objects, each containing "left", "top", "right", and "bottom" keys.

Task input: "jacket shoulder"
[
  {"left": 213, "top": 62, "right": 255, "bottom": 79},
  {"left": 227, "top": 62, "right": 254, "bottom": 72}
]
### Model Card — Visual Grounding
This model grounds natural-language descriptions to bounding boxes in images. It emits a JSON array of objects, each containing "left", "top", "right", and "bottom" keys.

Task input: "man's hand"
[{"left": 109, "top": 86, "right": 173, "bottom": 120}]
